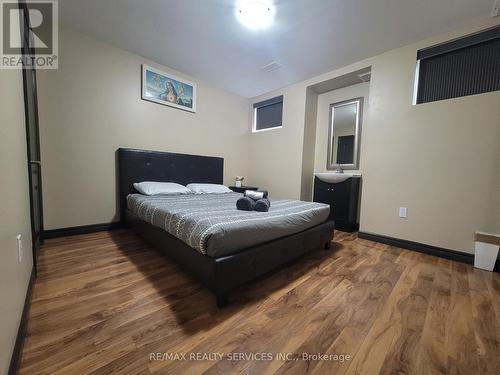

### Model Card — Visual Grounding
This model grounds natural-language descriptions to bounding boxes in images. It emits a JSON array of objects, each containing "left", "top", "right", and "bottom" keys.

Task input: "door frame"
[{"left": 19, "top": 0, "right": 44, "bottom": 274}]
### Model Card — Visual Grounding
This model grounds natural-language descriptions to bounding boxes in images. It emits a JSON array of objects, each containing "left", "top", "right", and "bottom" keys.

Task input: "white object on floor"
[
  {"left": 474, "top": 241, "right": 500, "bottom": 271},
  {"left": 491, "top": 0, "right": 500, "bottom": 17}
]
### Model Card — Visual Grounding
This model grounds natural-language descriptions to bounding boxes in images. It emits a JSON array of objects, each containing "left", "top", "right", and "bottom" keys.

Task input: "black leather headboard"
[{"left": 118, "top": 148, "right": 223, "bottom": 221}]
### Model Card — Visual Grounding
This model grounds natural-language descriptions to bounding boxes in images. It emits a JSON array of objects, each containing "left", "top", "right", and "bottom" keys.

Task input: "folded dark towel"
[
  {"left": 236, "top": 196, "right": 255, "bottom": 211},
  {"left": 244, "top": 190, "right": 269, "bottom": 201},
  {"left": 254, "top": 198, "right": 271, "bottom": 212}
]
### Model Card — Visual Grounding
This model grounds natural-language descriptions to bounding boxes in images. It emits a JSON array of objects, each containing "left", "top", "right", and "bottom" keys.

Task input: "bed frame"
[{"left": 118, "top": 148, "right": 335, "bottom": 307}]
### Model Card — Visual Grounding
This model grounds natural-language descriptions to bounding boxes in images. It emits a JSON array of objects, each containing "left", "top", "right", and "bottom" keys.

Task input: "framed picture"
[{"left": 142, "top": 64, "right": 197, "bottom": 112}]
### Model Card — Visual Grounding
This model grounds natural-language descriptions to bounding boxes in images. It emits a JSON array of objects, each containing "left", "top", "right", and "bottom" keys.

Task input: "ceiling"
[{"left": 60, "top": 0, "right": 494, "bottom": 98}]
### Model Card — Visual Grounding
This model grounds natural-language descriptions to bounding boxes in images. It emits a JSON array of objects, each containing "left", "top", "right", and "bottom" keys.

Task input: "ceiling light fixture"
[
  {"left": 236, "top": 0, "right": 275, "bottom": 30},
  {"left": 261, "top": 61, "right": 282, "bottom": 72}
]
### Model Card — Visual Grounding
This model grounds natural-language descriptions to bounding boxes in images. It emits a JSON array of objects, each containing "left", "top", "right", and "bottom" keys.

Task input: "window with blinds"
[
  {"left": 415, "top": 26, "right": 500, "bottom": 104},
  {"left": 253, "top": 95, "right": 283, "bottom": 131}
]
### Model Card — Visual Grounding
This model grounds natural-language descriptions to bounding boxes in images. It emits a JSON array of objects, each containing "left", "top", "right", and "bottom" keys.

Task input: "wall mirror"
[{"left": 327, "top": 97, "right": 363, "bottom": 170}]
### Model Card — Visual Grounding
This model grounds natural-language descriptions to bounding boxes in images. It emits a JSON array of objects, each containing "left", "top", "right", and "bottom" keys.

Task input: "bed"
[{"left": 118, "top": 148, "right": 335, "bottom": 307}]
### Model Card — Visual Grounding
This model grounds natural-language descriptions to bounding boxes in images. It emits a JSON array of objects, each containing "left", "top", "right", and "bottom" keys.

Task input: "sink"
[{"left": 315, "top": 172, "right": 353, "bottom": 184}]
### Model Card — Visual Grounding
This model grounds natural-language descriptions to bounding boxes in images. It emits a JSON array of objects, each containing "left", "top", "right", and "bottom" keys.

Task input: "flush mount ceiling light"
[{"left": 236, "top": 0, "right": 275, "bottom": 30}]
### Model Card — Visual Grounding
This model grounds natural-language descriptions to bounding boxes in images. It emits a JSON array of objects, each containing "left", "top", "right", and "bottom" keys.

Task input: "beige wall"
[
  {"left": 249, "top": 60, "right": 374, "bottom": 199},
  {"left": 248, "top": 85, "right": 307, "bottom": 199},
  {"left": 0, "top": 69, "right": 33, "bottom": 372},
  {"left": 314, "top": 82, "right": 370, "bottom": 175},
  {"left": 360, "top": 38, "right": 500, "bottom": 253},
  {"left": 37, "top": 27, "right": 250, "bottom": 229},
  {"left": 249, "top": 17, "right": 500, "bottom": 254}
]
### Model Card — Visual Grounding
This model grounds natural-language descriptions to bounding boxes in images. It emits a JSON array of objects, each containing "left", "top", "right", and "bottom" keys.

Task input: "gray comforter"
[{"left": 127, "top": 192, "right": 330, "bottom": 258}]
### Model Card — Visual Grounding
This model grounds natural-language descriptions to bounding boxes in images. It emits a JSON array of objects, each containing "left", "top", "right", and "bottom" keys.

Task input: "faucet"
[{"left": 336, "top": 165, "right": 344, "bottom": 174}]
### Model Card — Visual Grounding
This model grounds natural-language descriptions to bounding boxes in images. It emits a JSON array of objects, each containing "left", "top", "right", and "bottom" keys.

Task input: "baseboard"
[
  {"left": 43, "top": 222, "right": 122, "bottom": 239},
  {"left": 358, "top": 231, "right": 475, "bottom": 264},
  {"left": 358, "top": 231, "right": 500, "bottom": 272},
  {"left": 8, "top": 266, "right": 35, "bottom": 375},
  {"left": 334, "top": 221, "right": 359, "bottom": 233}
]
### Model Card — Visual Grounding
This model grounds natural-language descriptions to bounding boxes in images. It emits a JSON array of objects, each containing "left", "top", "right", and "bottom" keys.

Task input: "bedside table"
[{"left": 229, "top": 186, "right": 258, "bottom": 193}]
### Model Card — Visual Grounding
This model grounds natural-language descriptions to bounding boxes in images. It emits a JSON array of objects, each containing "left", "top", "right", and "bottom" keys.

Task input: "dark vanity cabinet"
[{"left": 313, "top": 176, "right": 361, "bottom": 232}]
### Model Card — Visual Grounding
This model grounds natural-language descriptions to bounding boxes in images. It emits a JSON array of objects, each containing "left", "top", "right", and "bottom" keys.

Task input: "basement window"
[
  {"left": 253, "top": 95, "right": 283, "bottom": 132},
  {"left": 414, "top": 25, "right": 500, "bottom": 104}
]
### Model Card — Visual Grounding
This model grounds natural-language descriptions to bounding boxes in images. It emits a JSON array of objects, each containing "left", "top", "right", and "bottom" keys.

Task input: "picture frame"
[{"left": 141, "top": 64, "right": 197, "bottom": 112}]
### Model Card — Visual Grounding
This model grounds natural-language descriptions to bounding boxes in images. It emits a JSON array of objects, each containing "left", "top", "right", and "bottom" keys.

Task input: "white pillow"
[
  {"left": 186, "top": 183, "right": 232, "bottom": 194},
  {"left": 133, "top": 181, "right": 192, "bottom": 196}
]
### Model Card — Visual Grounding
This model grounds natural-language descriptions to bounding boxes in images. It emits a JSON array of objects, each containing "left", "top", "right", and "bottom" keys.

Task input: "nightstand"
[{"left": 229, "top": 186, "right": 258, "bottom": 193}]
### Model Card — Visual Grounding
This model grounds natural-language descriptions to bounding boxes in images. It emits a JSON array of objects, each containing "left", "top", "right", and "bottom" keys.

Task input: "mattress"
[{"left": 127, "top": 192, "right": 330, "bottom": 258}]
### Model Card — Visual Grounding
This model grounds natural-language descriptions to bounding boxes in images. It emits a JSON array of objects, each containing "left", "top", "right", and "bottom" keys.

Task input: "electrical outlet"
[
  {"left": 492, "top": 0, "right": 500, "bottom": 17},
  {"left": 399, "top": 207, "right": 408, "bottom": 218},
  {"left": 17, "top": 234, "right": 22, "bottom": 263}
]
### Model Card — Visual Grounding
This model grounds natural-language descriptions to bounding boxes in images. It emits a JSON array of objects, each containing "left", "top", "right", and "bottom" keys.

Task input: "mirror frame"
[{"left": 327, "top": 97, "right": 363, "bottom": 171}]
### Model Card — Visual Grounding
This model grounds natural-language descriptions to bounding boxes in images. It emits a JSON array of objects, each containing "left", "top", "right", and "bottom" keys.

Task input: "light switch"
[{"left": 399, "top": 207, "right": 408, "bottom": 218}]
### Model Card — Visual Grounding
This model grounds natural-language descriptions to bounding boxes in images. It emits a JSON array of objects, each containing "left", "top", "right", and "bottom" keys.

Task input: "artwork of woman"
[
  {"left": 142, "top": 65, "right": 195, "bottom": 112},
  {"left": 161, "top": 81, "right": 177, "bottom": 103},
  {"left": 160, "top": 81, "right": 185, "bottom": 106}
]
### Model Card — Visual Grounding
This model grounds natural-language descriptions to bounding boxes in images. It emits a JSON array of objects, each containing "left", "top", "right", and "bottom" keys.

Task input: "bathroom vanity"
[
  {"left": 313, "top": 173, "right": 361, "bottom": 232},
  {"left": 313, "top": 94, "right": 364, "bottom": 231}
]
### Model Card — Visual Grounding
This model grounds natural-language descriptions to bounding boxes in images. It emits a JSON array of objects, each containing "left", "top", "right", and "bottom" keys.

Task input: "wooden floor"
[{"left": 19, "top": 230, "right": 500, "bottom": 375}]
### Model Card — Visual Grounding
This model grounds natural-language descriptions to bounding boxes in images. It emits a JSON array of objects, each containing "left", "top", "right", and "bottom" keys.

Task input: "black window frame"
[
  {"left": 415, "top": 25, "right": 500, "bottom": 104},
  {"left": 253, "top": 95, "right": 283, "bottom": 132}
]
